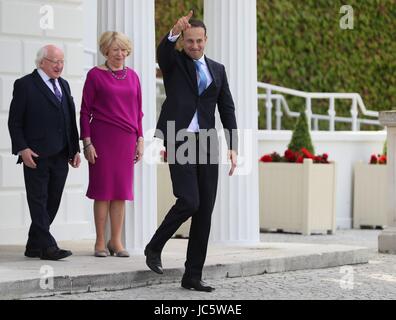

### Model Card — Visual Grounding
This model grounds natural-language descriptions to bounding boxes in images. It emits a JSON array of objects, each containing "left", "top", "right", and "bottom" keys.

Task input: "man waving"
[{"left": 145, "top": 11, "right": 238, "bottom": 292}]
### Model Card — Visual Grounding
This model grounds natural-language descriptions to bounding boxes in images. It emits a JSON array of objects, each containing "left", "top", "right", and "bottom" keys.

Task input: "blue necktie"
[
  {"left": 49, "top": 78, "right": 62, "bottom": 102},
  {"left": 194, "top": 60, "right": 207, "bottom": 95}
]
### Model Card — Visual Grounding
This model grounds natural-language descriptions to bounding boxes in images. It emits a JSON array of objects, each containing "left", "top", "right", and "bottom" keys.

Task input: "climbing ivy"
[{"left": 155, "top": 0, "right": 395, "bottom": 130}]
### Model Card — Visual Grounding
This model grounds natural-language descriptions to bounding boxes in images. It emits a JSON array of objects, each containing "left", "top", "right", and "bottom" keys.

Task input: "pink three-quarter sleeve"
[
  {"left": 79, "top": 72, "right": 95, "bottom": 139},
  {"left": 136, "top": 76, "right": 144, "bottom": 139}
]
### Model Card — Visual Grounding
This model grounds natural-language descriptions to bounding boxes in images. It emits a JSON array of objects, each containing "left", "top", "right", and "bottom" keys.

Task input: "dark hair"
[{"left": 182, "top": 19, "right": 207, "bottom": 36}]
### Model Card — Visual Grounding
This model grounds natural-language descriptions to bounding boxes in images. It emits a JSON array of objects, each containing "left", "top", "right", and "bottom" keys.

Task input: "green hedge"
[
  {"left": 155, "top": 0, "right": 395, "bottom": 130},
  {"left": 155, "top": 0, "right": 204, "bottom": 46}
]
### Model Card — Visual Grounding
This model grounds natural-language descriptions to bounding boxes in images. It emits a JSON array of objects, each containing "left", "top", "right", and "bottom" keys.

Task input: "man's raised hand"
[{"left": 171, "top": 10, "right": 194, "bottom": 36}]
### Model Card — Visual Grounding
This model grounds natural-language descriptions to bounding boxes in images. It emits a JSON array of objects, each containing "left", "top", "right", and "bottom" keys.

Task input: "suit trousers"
[
  {"left": 23, "top": 148, "right": 69, "bottom": 250},
  {"left": 147, "top": 134, "right": 219, "bottom": 280}
]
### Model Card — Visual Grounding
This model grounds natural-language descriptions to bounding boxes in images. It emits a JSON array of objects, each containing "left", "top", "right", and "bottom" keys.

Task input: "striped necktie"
[{"left": 49, "top": 78, "right": 62, "bottom": 102}]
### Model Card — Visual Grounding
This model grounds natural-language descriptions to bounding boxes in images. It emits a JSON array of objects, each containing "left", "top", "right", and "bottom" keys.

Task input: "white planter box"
[
  {"left": 259, "top": 159, "right": 337, "bottom": 235},
  {"left": 353, "top": 162, "right": 387, "bottom": 228},
  {"left": 157, "top": 163, "right": 191, "bottom": 237}
]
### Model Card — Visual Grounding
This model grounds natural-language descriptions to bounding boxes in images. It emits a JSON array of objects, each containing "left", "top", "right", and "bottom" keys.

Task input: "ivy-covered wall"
[
  {"left": 155, "top": 0, "right": 395, "bottom": 130},
  {"left": 155, "top": 0, "right": 204, "bottom": 46}
]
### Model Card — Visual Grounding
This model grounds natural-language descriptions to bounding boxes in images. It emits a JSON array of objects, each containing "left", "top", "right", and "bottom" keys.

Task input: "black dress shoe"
[
  {"left": 24, "top": 248, "right": 41, "bottom": 258},
  {"left": 40, "top": 247, "right": 72, "bottom": 261},
  {"left": 58, "top": 249, "right": 73, "bottom": 256},
  {"left": 181, "top": 278, "right": 215, "bottom": 292},
  {"left": 144, "top": 247, "right": 163, "bottom": 274}
]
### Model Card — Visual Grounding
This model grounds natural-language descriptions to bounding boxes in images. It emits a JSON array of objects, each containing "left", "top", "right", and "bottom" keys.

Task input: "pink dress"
[{"left": 80, "top": 67, "right": 143, "bottom": 200}]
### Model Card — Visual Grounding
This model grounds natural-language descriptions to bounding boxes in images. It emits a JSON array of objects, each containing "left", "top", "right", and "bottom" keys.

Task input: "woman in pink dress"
[{"left": 80, "top": 31, "right": 144, "bottom": 257}]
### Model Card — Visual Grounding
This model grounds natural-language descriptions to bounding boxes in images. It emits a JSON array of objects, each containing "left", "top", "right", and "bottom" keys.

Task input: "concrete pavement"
[{"left": 0, "top": 230, "right": 371, "bottom": 300}]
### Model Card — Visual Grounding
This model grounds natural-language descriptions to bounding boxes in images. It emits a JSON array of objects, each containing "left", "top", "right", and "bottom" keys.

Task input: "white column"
[
  {"left": 0, "top": 0, "right": 89, "bottom": 244},
  {"left": 204, "top": 0, "right": 260, "bottom": 244},
  {"left": 98, "top": 0, "right": 157, "bottom": 254},
  {"left": 378, "top": 111, "right": 396, "bottom": 254}
]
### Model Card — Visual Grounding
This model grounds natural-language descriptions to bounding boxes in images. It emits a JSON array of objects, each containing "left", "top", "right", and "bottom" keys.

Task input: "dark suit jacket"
[
  {"left": 156, "top": 34, "right": 238, "bottom": 152},
  {"left": 8, "top": 69, "right": 80, "bottom": 163}
]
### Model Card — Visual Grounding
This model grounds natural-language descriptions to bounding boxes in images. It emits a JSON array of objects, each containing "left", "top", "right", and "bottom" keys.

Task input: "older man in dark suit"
[
  {"left": 145, "top": 12, "right": 238, "bottom": 292},
  {"left": 8, "top": 45, "right": 80, "bottom": 260}
]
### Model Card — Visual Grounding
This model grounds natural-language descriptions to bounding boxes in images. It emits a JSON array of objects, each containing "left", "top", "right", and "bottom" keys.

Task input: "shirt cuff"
[{"left": 168, "top": 30, "right": 180, "bottom": 42}]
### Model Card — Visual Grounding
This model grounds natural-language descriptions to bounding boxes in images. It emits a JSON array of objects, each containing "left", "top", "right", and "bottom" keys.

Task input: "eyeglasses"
[{"left": 44, "top": 57, "right": 65, "bottom": 65}]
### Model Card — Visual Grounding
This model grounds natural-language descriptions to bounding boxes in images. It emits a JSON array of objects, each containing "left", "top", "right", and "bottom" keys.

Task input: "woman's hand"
[
  {"left": 84, "top": 144, "right": 98, "bottom": 164},
  {"left": 135, "top": 138, "right": 144, "bottom": 163}
]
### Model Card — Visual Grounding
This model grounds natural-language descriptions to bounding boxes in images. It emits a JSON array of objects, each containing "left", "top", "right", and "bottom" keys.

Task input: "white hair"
[{"left": 35, "top": 47, "right": 48, "bottom": 68}]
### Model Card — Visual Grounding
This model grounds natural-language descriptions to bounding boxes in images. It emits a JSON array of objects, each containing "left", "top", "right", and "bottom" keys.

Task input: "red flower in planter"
[
  {"left": 378, "top": 154, "right": 387, "bottom": 164},
  {"left": 370, "top": 154, "right": 378, "bottom": 164},
  {"left": 301, "top": 148, "right": 314, "bottom": 159},
  {"left": 284, "top": 149, "right": 296, "bottom": 162},
  {"left": 260, "top": 154, "right": 273, "bottom": 162},
  {"left": 270, "top": 152, "right": 282, "bottom": 162},
  {"left": 296, "top": 156, "right": 304, "bottom": 163},
  {"left": 369, "top": 153, "right": 386, "bottom": 165},
  {"left": 260, "top": 148, "right": 330, "bottom": 164},
  {"left": 313, "top": 154, "right": 330, "bottom": 164}
]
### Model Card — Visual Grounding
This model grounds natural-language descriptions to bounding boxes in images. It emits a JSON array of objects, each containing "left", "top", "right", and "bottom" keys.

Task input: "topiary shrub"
[{"left": 288, "top": 112, "right": 315, "bottom": 155}]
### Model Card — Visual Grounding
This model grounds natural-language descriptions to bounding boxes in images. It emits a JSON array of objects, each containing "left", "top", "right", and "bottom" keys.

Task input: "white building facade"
[
  {"left": 0, "top": 0, "right": 262, "bottom": 247},
  {"left": 0, "top": 0, "right": 92, "bottom": 244},
  {"left": 0, "top": 0, "right": 387, "bottom": 246}
]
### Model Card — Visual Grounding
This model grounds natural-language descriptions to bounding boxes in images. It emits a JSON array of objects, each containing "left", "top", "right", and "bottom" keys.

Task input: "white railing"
[{"left": 257, "top": 82, "right": 381, "bottom": 131}]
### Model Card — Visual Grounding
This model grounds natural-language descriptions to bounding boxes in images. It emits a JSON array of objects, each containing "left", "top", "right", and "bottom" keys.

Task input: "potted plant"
[
  {"left": 353, "top": 141, "right": 387, "bottom": 229},
  {"left": 259, "top": 112, "right": 337, "bottom": 235}
]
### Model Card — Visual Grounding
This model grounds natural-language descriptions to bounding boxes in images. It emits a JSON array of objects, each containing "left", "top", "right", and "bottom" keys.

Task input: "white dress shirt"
[{"left": 37, "top": 68, "right": 62, "bottom": 97}]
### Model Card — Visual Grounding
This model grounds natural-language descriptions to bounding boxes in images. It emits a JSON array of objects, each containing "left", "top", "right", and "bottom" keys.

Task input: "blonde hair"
[{"left": 99, "top": 31, "right": 132, "bottom": 57}]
